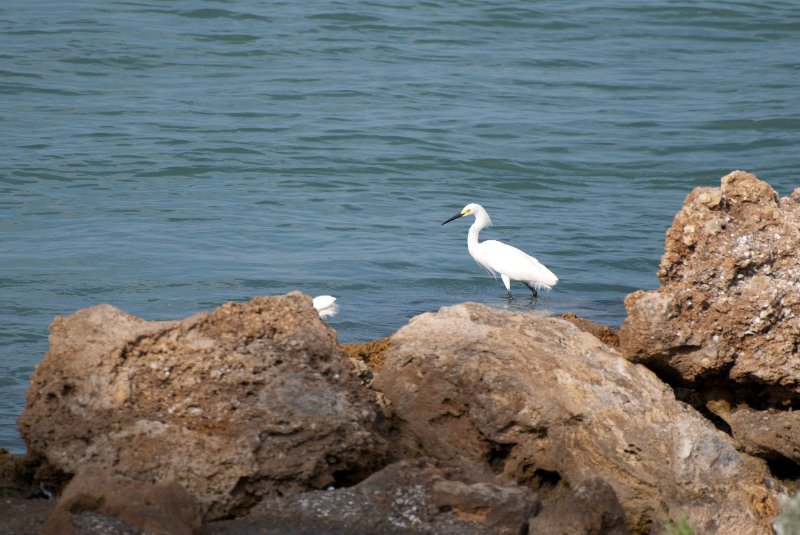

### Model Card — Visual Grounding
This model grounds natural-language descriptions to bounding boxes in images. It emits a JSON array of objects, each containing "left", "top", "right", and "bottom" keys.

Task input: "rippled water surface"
[{"left": 2, "top": 1, "right": 799, "bottom": 453}]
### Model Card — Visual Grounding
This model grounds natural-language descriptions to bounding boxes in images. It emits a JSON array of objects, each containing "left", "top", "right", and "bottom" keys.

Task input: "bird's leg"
[
  {"left": 501, "top": 274, "right": 513, "bottom": 300},
  {"left": 523, "top": 282, "right": 538, "bottom": 298}
]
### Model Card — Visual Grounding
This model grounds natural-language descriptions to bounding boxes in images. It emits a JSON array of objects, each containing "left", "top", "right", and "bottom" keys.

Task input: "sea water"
[{"left": 2, "top": 1, "right": 799, "bottom": 454}]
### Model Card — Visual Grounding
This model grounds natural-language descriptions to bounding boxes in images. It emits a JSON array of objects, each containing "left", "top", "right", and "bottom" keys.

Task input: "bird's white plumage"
[
  {"left": 443, "top": 203, "right": 558, "bottom": 297},
  {"left": 312, "top": 295, "right": 338, "bottom": 318},
  {"left": 473, "top": 239, "right": 558, "bottom": 290}
]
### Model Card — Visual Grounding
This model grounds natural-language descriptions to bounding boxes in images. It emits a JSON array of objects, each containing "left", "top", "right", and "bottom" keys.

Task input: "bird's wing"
[
  {"left": 478, "top": 240, "right": 558, "bottom": 288},
  {"left": 472, "top": 257, "right": 498, "bottom": 278}
]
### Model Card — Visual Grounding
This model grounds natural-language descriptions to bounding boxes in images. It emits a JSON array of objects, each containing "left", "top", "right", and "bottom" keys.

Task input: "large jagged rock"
[
  {"left": 618, "top": 171, "right": 800, "bottom": 466},
  {"left": 19, "top": 292, "right": 386, "bottom": 520},
  {"left": 372, "top": 303, "right": 777, "bottom": 535},
  {"left": 620, "top": 170, "right": 800, "bottom": 388}
]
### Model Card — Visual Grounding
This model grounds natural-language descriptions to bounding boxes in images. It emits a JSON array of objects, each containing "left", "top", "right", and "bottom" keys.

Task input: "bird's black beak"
[{"left": 442, "top": 212, "right": 464, "bottom": 225}]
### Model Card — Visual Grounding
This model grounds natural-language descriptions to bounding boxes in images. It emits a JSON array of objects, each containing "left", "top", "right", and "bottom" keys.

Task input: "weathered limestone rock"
[
  {"left": 372, "top": 303, "right": 777, "bottom": 534},
  {"left": 43, "top": 467, "right": 202, "bottom": 535},
  {"left": 620, "top": 170, "right": 800, "bottom": 388},
  {"left": 19, "top": 293, "right": 386, "bottom": 520}
]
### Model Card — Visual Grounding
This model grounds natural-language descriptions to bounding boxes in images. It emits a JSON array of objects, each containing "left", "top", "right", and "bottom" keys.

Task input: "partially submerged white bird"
[
  {"left": 312, "top": 295, "right": 339, "bottom": 318},
  {"left": 442, "top": 203, "right": 558, "bottom": 299}
]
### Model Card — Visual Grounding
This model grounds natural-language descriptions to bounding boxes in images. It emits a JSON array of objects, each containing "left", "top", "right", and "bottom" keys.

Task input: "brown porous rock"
[
  {"left": 620, "top": 170, "right": 800, "bottom": 386},
  {"left": 19, "top": 292, "right": 386, "bottom": 520},
  {"left": 618, "top": 171, "right": 800, "bottom": 466}
]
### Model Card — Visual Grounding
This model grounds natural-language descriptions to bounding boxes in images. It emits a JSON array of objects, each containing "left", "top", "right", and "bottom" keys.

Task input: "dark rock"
[
  {"left": 0, "top": 449, "right": 41, "bottom": 498},
  {"left": 69, "top": 511, "right": 145, "bottom": 535},
  {"left": 209, "top": 459, "right": 537, "bottom": 535},
  {"left": 43, "top": 466, "right": 202, "bottom": 535},
  {"left": 0, "top": 498, "right": 53, "bottom": 535}
]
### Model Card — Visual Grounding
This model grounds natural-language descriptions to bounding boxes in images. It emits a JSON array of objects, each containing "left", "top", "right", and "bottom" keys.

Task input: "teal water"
[{"left": 2, "top": 1, "right": 799, "bottom": 454}]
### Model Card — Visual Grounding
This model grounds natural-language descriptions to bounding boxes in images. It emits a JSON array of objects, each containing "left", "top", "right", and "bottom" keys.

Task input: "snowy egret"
[
  {"left": 312, "top": 295, "right": 338, "bottom": 318},
  {"left": 442, "top": 203, "right": 558, "bottom": 299}
]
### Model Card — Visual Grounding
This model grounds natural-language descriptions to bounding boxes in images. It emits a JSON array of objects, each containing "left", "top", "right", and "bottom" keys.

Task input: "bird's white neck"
[{"left": 467, "top": 218, "right": 484, "bottom": 254}]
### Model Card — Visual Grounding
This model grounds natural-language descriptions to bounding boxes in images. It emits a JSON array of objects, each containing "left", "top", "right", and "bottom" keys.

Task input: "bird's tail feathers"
[{"left": 527, "top": 280, "right": 554, "bottom": 292}]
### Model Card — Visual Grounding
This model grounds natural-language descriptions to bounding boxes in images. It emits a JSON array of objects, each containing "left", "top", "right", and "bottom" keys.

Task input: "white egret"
[
  {"left": 312, "top": 295, "right": 338, "bottom": 318},
  {"left": 442, "top": 203, "right": 558, "bottom": 299}
]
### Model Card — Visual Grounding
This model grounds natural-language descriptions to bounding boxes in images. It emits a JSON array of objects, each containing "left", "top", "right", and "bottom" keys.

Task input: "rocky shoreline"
[{"left": 2, "top": 171, "right": 800, "bottom": 534}]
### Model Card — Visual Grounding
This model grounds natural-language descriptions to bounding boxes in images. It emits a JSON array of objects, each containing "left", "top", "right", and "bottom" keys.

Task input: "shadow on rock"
[{"left": 209, "top": 458, "right": 537, "bottom": 535}]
